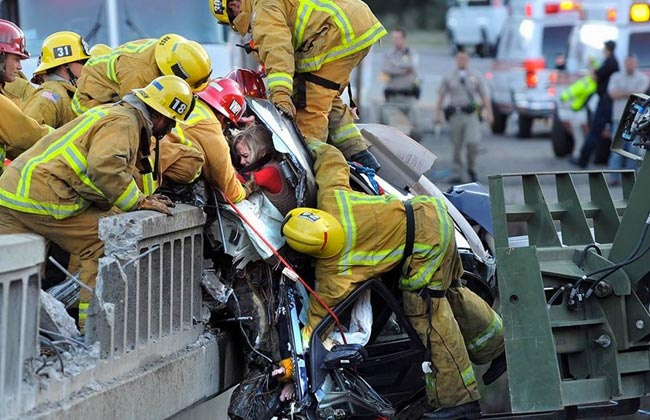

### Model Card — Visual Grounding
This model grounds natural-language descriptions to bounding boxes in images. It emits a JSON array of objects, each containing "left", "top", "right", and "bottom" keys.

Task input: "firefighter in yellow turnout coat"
[
  {"left": 71, "top": 34, "right": 211, "bottom": 115},
  {"left": 0, "top": 19, "right": 52, "bottom": 171},
  {"left": 23, "top": 31, "right": 91, "bottom": 128},
  {"left": 0, "top": 75, "right": 195, "bottom": 330},
  {"left": 211, "top": 0, "right": 386, "bottom": 170},
  {"left": 282, "top": 141, "right": 484, "bottom": 418}
]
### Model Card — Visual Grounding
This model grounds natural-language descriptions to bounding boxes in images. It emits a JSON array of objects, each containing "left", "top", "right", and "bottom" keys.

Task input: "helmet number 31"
[{"left": 53, "top": 45, "right": 73, "bottom": 58}]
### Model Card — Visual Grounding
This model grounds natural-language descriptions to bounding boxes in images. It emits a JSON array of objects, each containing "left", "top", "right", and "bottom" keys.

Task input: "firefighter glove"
[
  {"left": 270, "top": 90, "right": 296, "bottom": 119},
  {"left": 138, "top": 195, "right": 174, "bottom": 216}
]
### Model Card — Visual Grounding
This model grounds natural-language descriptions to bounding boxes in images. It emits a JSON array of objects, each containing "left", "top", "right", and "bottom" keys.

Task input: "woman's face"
[{"left": 235, "top": 141, "right": 251, "bottom": 166}]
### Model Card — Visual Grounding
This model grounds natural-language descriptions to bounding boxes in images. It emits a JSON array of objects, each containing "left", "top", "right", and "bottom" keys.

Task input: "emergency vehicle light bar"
[
  {"left": 544, "top": 1, "right": 578, "bottom": 14},
  {"left": 631, "top": 3, "right": 650, "bottom": 22}
]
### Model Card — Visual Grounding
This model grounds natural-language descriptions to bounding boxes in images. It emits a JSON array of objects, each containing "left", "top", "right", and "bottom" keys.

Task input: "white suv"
[
  {"left": 445, "top": 0, "right": 509, "bottom": 57},
  {"left": 486, "top": 0, "right": 581, "bottom": 138}
]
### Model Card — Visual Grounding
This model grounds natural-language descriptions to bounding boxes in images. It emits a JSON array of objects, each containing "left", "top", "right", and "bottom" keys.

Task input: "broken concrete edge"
[
  {"left": 39, "top": 290, "right": 80, "bottom": 339},
  {"left": 0, "top": 233, "right": 46, "bottom": 273},
  {"left": 98, "top": 204, "right": 206, "bottom": 261},
  {"left": 23, "top": 333, "right": 220, "bottom": 420}
]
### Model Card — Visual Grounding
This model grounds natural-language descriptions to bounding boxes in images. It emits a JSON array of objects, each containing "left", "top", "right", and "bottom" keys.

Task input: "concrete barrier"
[{"left": 0, "top": 234, "right": 46, "bottom": 418}]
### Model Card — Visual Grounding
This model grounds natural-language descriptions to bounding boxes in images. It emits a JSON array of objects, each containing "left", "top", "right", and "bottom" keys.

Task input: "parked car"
[
  {"left": 552, "top": 0, "right": 650, "bottom": 158},
  {"left": 445, "top": 0, "right": 509, "bottom": 57},
  {"left": 486, "top": 0, "right": 581, "bottom": 138}
]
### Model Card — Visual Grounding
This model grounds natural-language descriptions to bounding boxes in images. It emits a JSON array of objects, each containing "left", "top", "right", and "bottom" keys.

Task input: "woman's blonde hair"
[{"left": 233, "top": 124, "right": 275, "bottom": 165}]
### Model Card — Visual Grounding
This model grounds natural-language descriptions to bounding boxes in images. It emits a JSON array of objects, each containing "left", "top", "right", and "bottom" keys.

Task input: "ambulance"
[
  {"left": 487, "top": 0, "right": 581, "bottom": 138},
  {"left": 552, "top": 0, "right": 650, "bottom": 158}
]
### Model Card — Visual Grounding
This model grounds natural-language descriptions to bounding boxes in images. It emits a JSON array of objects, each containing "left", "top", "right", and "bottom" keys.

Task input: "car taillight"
[
  {"left": 526, "top": 71, "right": 538, "bottom": 88},
  {"left": 549, "top": 71, "right": 558, "bottom": 84},
  {"left": 523, "top": 58, "right": 546, "bottom": 72}
]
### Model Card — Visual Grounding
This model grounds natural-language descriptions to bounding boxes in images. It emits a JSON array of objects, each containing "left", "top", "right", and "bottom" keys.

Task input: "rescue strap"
[
  {"left": 348, "top": 161, "right": 381, "bottom": 194},
  {"left": 294, "top": 72, "right": 358, "bottom": 116},
  {"left": 219, "top": 189, "right": 348, "bottom": 344}
]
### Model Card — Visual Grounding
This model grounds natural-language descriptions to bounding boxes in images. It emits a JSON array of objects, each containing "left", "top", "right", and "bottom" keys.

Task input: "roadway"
[{"left": 363, "top": 39, "right": 626, "bottom": 207}]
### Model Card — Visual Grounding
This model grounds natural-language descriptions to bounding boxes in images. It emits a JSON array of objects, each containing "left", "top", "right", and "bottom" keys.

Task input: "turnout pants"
[
  {"left": 295, "top": 48, "right": 370, "bottom": 159},
  {"left": 403, "top": 289, "right": 480, "bottom": 409},
  {"left": 449, "top": 112, "right": 481, "bottom": 179},
  {"left": 0, "top": 206, "right": 107, "bottom": 322},
  {"left": 447, "top": 285, "right": 504, "bottom": 365}
]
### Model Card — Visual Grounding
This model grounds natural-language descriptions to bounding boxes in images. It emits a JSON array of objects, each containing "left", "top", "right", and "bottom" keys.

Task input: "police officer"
[
  {"left": 23, "top": 31, "right": 91, "bottom": 128},
  {"left": 435, "top": 48, "right": 493, "bottom": 183},
  {"left": 381, "top": 27, "right": 420, "bottom": 137}
]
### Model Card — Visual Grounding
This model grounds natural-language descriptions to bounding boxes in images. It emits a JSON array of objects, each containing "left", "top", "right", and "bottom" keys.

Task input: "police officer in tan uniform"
[{"left": 435, "top": 49, "right": 493, "bottom": 183}]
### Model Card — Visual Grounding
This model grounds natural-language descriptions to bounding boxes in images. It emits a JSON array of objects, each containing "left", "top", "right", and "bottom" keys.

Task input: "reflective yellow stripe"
[
  {"left": 71, "top": 92, "right": 89, "bottom": 116},
  {"left": 296, "top": 22, "right": 386, "bottom": 72},
  {"left": 330, "top": 123, "right": 360, "bottom": 145},
  {"left": 173, "top": 100, "right": 212, "bottom": 146},
  {"left": 17, "top": 109, "right": 108, "bottom": 198},
  {"left": 461, "top": 365, "right": 476, "bottom": 386},
  {"left": 0, "top": 145, "right": 5, "bottom": 162},
  {"left": 425, "top": 372, "right": 436, "bottom": 393},
  {"left": 0, "top": 187, "right": 89, "bottom": 219},
  {"left": 63, "top": 144, "right": 105, "bottom": 196},
  {"left": 267, "top": 72, "right": 293, "bottom": 91},
  {"left": 114, "top": 179, "right": 141, "bottom": 211},
  {"left": 293, "top": 2, "right": 315, "bottom": 49},
  {"left": 106, "top": 39, "right": 157, "bottom": 83},
  {"left": 79, "top": 302, "right": 89, "bottom": 320},
  {"left": 142, "top": 158, "right": 158, "bottom": 196},
  {"left": 467, "top": 313, "right": 503, "bottom": 352},
  {"left": 299, "top": 0, "right": 354, "bottom": 44},
  {"left": 335, "top": 190, "right": 357, "bottom": 275}
]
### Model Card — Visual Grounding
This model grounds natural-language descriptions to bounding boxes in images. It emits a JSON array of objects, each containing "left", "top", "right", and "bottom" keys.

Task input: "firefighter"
[
  {"left": 282, "top": 141, "right": 483, "bottom": 419},
  {"left": 210, "top": 0, "right": 386, "bottom": 171},
  {"left": 71, "top": 33, "right": 211, "bottom": 115},
  {"left": 166, "top": 77, "right": 249, "bottom": 202},
  {"left": 4, "top": 71, "right": 35, "bottom": 105},
  {"left": 23, "top": 31, "right": 91, "bottom": 128},
  {"left": 88, "top": 43, "right": 111, "bottom": 57},
  {"left": 0, "top": 75, "right": 195, "bottom": 331},
  {"left": 0, "top": 19, "right": 34, "bottom": 106},
  {"left": 0, "top": 19, "right": 52, "bottom": 172}
]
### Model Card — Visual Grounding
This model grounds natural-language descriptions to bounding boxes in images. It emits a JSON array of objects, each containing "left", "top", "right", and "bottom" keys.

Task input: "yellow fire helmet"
[
  {"left": 282, "top": 208, "right": 345, "bottom": 258},
  {"left": 133, "top": 75, "right": 196, "bottom": 122},
  {"left": 155, "top": 34, "right": 212, "bottom": 92},
  {"left": 210, "top": 0, "right": 230, "bottom": 25},
  {"left": 88, "top": 43, "right": 111, "bottom": 57},
  {"left": 34, "top": 31, "right": 90, "bottom": 75}
]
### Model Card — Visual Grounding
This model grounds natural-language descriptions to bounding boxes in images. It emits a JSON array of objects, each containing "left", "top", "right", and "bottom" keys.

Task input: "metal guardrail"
[{"left": 0, "top": 234, "right": 46, "bottom": 419}]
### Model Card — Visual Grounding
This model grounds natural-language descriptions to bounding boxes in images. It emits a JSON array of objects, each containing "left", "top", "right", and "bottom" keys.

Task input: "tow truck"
[
  {"left": 552, "top": 0, "right": 650, "bottom": 158},
  {"left": 487, "top": 0, "right": 581, "bottom": 138}
]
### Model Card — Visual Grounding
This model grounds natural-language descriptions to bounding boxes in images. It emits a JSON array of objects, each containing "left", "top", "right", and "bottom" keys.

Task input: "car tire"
[
  {"left": 517, "top": 115, "right": 533, "bottom": 138},
  {"left": 491, "top": 105, "right": 507, "bottom": 134},
  {"left": 551, "top": 113, "right": 574, "bottom": 157}
]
